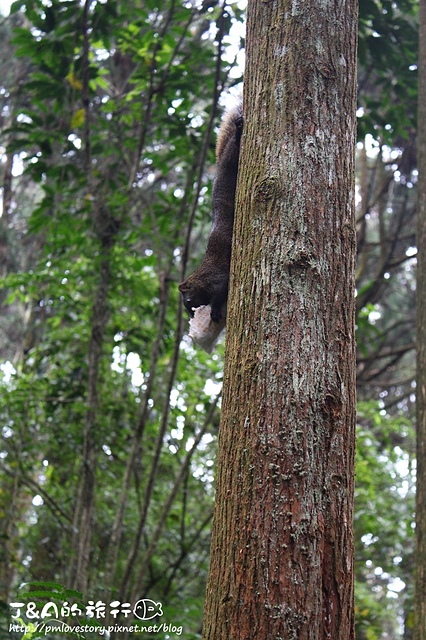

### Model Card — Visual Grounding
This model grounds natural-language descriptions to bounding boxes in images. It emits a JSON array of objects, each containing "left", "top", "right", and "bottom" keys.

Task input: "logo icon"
[{"left": 133, "top": 599, "right": 163, "bottom": 621}]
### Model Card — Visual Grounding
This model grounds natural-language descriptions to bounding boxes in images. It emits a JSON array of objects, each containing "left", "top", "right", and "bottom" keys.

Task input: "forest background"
[{"left": 0, "top": 0, "right": 420, "bottom": 638}]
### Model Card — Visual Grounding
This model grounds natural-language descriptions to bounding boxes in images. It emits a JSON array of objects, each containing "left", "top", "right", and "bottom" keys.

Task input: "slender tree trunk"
[
  {"left": 203, "top": 1, "right": 358, "bottom": 638},
  {"left": 71, "top": 239, "right": 112, "bottom": 594},
  {"left": 415, "top": 1, "right": 426, "bottom": 638},
  {"left": 70, "top": 2, "right": 117, "bottom": 592},
  {"left": 71, "top": 194, "right": 119, "bottom": 593}
]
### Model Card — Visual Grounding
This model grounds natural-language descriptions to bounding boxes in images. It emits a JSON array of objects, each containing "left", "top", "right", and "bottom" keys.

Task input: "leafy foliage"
[
  {"left": 0, "top": 0, "right": 243, "bottom": 636},
  {"left": 355, "top": 402, "right": 415, "bottom": 639},
  {"left": 358, "top": 0, "right": 418, "bottom": 142}
]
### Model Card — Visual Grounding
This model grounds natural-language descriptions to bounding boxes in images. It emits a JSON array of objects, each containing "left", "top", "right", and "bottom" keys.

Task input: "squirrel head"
[{"left": 179, "top": 278, "right": 211, "bottom": 317}]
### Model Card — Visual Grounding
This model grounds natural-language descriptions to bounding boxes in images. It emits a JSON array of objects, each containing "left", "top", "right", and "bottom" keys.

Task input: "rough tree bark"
[
  {"left": 415, "top": 1, "right": 426, "bottom": 638},
  {"left": 203, "top": 1, "right": 358, "bottom": 639}
]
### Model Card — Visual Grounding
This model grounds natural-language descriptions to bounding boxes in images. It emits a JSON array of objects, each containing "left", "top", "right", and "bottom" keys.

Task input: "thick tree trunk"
[
  {"left": 203, "top": 2, "right": 358, "bottom": 639},
  {"left": 415, "top": 1, "right": 426, "bottom": 638}
]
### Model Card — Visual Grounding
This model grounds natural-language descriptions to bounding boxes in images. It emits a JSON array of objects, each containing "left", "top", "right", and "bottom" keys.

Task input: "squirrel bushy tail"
[{"left": 179, "top": 102, "right": 243, "bottom": 323}]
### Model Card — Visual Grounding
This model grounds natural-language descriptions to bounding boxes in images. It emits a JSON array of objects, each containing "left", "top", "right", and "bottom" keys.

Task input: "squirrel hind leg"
[
  {"left": 210, "top": 307, "right": 223, "bottom": 323},
  {"left": 210, "top": 292, "right": 228, "bottom": 323}
]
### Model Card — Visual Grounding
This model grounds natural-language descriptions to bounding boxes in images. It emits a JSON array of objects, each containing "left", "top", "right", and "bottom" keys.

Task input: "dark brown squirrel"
[{"left": 179, "top": 103, "right": 243, "bottom": 323}]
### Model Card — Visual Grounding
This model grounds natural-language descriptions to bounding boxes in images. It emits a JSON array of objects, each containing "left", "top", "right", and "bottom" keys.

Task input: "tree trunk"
[
  {"left": 71, "top": 204, "right": 116, "bottom": 594},
  {"left": 203, "top": 1, "right": 358, "bottom": 639},
  {"left": 415, "top": 1, "right": 426, "bottom": 638}
]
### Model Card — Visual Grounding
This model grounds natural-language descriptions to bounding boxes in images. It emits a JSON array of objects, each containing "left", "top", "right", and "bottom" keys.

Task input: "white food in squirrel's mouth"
[{"left": 188, "top": 305, "right": 226, "bottom": 353}]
